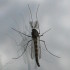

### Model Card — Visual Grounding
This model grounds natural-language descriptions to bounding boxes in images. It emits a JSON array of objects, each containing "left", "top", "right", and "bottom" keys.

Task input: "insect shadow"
[{"left": 11, "top": 4, "right": 60, "bottom": 67}]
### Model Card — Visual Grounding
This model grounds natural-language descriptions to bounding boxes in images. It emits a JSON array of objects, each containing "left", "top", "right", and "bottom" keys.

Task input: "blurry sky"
[{"left": 0, "top": 0, "right": 70, "bottom": 70}]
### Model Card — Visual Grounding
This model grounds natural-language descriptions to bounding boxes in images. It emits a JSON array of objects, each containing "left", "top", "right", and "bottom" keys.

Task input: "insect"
[{"left": 11, "top": 5, "right": 60, "bottom": 67}]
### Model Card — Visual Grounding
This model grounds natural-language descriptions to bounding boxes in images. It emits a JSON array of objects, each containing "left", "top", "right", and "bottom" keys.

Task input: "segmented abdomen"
[{"left": 34, "top": 38, "right": 40, "bottom": 67}]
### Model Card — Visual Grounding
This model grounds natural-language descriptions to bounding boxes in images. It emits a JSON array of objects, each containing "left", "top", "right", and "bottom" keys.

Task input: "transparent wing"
[
  {"left": 17, "top": 36, "right": 28, "bottom": 52},
  {"left": 37, "top": 37, "right": 41, "bottom": 59},
  {"left": 13, "top": 36, "right": 31, "bottom": 59},
  {"left": 31, "top": 40, "right": 35, "bottom": 59}
]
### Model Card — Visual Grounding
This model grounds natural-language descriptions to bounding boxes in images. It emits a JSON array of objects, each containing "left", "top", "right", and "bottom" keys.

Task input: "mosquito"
[{"left": 11, "top": 5, "right": 60, "bottom": 67}]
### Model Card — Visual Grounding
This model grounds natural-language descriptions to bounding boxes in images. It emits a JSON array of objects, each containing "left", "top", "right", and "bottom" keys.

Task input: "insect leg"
[
  {"left": 12, "top": 40, "right": 32, "bottom": 59},
  {"left": 28, "top": 4, "right": 33, "bottom": 21},
  {"left": 36, "top": 4, "right": 40, "bottom": 21},
  {"left": 40, "top": 28, "right": 51, "bottom": 37},
  {"left": 40, "top": 40, "right": 60, "bottom": 58},
  {"left": 11, "top": 28, "right": 31, "bottom": 37}
]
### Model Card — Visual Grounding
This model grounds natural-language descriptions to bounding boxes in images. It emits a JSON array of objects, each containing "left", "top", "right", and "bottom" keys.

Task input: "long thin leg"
[
  {"left": 12, "top": 40, "right": 32, "bottom": 59},
  {"left": 36, "top": 4, "right": 40, "bottom": 20},
  {"left": 11, "top": 28, "right": 31, "bottom": 37},
  {"left": 40, "top": 28, "right": 51, "bottom": 37},
  {"left": 40, "top": 40, "right": 60, "bottom": 58}
]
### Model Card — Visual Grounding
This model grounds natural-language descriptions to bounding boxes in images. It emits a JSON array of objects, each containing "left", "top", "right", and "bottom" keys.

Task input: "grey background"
[{"left": 0, "top": 0, "right": 70, "bottom": 70}]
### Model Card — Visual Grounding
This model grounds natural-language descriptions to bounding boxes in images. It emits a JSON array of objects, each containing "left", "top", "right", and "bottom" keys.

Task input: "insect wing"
[
  {"left": 31, "top": 40, "right": 35, "bottom": 59},
  {"left": 17, "top": 36, "right": 28, "bottom": 55},
  {"left": 37, "top": 37, "right": 41, "bottom": 59}
]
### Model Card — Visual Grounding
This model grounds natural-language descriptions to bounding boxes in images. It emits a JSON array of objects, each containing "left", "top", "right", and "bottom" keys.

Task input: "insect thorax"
[{"left": 32, "top": 29, "right": 39, "bottom": 38}]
